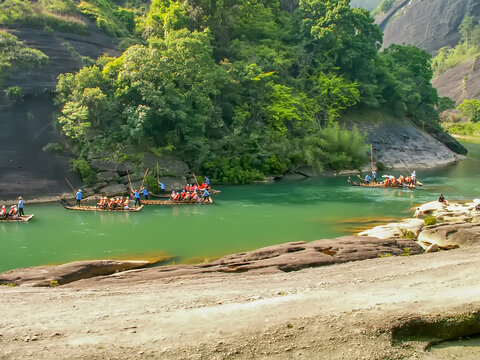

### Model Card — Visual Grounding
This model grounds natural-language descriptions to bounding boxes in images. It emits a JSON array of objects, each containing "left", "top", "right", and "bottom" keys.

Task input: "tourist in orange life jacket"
[
  {"left": 398, "top": 175, "right": 404, "bottom": 185},
  {"left": 8, "top": 205, "right": 18, "bottom": 218},
  {"left": 169, "top": 191, "right": 175, "bottom": 201},
  {"left": 405, "top": 176, "right": 411, "bottom": 184},
  {"left": 172, "top": 192, "right": 180, "bottom": 201},
  {"left": 0, "top": 205, "right": 6, "bottom": 218}
]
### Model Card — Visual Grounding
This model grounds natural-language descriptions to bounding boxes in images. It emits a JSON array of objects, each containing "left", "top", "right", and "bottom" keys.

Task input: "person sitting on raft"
[
  {"left": 123, "top": 197, "right": 130, "bottom": 209},
  {"left": 8, "top": 205, "right": 18, "bottom": 219},
  {"left": 169, "top": 191, "right": 175, "bottom": 201},
  {"left": 0, "top": 205, "right": 6, "bottom": 219}
]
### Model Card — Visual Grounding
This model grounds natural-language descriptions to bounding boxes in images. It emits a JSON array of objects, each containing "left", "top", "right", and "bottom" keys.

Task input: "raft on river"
[
  {"left": 60, "top": 198, "right": 144, "bottom": 212},
  {"left": 141, "top": 198, "right": 213, "bottom": 205},
  {"left": 348, "top": 177, "right": 422, "bottom": 189},
  {"left": 0, "top": 214, "right": 35, "bottom": 222},
  {"left": 149, "top": 189, "right": 221, "bottom": 198}
]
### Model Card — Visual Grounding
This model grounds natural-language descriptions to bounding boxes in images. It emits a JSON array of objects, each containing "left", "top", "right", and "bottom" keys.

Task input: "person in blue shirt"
[
  {"left": 141, "top": 187, "right": 149, "bottom": 200},
  {"left": 132, "top": 189, "right": 141, "bottom": 206},
  {"left": 202, "top": 188, "right": 210, "bottom": 203},
  {"left": 158, "top": 181, "right": 165, "bottom": 194},
  {"left": 372, "top": 170, "right": 377, "bottom": 183},
  {"left": 76, "top": 189, "right": 82, "bottom": 206},
  {"left": 205, "top": 177, "right": 210, "bottom": 185},
  {"left": 365, "top": 174, "right": 372, "bottom": 185},
  {"left": 17, "top": 196, "right": 24, "bottom": 216}
]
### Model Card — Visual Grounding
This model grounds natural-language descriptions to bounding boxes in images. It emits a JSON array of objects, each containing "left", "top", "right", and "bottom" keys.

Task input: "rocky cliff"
[
  {"left": 0, "top": 20, "right": 121, "bottom": 200},
  {"left": 377, "top": 0, "right": 480, "bottom": 55},
  {"left": 432, "top": 58, "right": 480, "bottom": 104}
]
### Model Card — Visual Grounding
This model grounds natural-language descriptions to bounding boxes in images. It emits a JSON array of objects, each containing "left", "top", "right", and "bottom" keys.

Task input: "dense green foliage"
[
  {"left": 0, "top": 0, "right": 88, "bottom": 33},
  {"left": 0, "top": 32, "right": 49, "bottom": 85},
  {"left": 457, "top": 99, "right": 480, "bottom": 122},
  {"left": 55, "top": 0, "right": 441, "bottom": 183},
  {"left": 433, "top": 14, "right": 480, "bottom": 75}
]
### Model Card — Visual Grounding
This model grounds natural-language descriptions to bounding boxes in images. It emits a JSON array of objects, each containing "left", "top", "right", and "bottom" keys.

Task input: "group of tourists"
[
  {"left": 364, "top": 170, "right": 417, "bottom": 187},
  {"left": 168, "top": 183, "right": 211, "bottom": 203},
  {"left": 72, "top": 176, "right": 213, "bottom": 208},
  {"left": 0, "top": 196, "right": 25, "bottom": 219},
  {"left": 96, "top": 196, "right": 131, "bottom": 210}
]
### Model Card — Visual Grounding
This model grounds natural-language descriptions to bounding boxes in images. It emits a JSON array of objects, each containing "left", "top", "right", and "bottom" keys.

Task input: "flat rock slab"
[
  {"left": 359, "top": 218, "right": 425, "bottom": 240},
  {"left": 70, "top": 236, "right": 424, "bottom": 287},
  {"left": 0, "top": 260, "right": 151, "bottom": 287},
  {"left": 418, "top": 223, "right": 480, "bottom": 248}
]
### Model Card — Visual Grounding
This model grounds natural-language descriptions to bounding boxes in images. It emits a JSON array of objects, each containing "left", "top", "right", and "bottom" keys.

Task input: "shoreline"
[{"left": 0, "top": 154, "right": 466, "bottom": 205}]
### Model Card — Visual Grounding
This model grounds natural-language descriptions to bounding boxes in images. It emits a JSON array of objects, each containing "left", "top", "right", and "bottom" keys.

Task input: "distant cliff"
[
  {"left": 377, "top": 0, "right": 480, "bottom": 55},
  {"left": 0, "top": 20, "right": 120, "bottom": 200}
]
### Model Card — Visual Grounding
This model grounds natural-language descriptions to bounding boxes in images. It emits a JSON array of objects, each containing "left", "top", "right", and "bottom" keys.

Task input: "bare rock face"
[
  {"left": 378, "top": 0, "right": 480, "bottom": 55},
  {"left": 432, "top": 59, "right": 480, "bottom": 104},
  {"left": 355, "top": 118, "right": 466, "bottom": 170}
]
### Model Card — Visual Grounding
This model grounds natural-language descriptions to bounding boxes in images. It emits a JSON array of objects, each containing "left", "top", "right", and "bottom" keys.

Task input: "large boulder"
[
  {"left": 417, "top": 223, "right": 480, "bottom": 248},
  {"left": 419, "top": 201, "right": 474, "bottom": 223},
  {"left": 99, "top": 183, "right": 129, "bottom": 197},
  {"left": 143, "top": 153, "right": 190, "bottom": 176},
  {"left": 97, "top": 171, "right": 121, "bottom": 183},
  {"left": 358, "top": 218, "right": 425, "bottom": 240}
]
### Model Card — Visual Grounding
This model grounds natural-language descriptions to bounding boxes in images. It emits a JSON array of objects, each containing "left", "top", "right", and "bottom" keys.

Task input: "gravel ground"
[{"left": 1, "top": 246, "right": 480, "bottom": 359}]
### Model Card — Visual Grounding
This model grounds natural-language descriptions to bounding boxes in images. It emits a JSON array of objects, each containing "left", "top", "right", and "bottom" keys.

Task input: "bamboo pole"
[
  {"left": 64, "top": 178, "right": 77, "bottom": 196},
  {"left": 370, "top": 144, "right": 374, "bottom": 172},
  {"left": 126, "top": 170, "right": 133, "bottom": 192},
  {"left": 140, "top": 168, "right": 149, "bottom": 190}
]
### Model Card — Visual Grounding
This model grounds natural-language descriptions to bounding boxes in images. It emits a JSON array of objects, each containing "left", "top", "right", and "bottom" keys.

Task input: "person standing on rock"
[
  {"left": 17, "top": 196, "right": 24, "bottom": 217},
  {"left": 414, "top": 208, "right": 422, "bottom": 218},
  {"left": 76, "top": 189, "right": 83, "bottom": 206},
  {"left": 158, "top": 181, "right": 165, "bottom": 194}
]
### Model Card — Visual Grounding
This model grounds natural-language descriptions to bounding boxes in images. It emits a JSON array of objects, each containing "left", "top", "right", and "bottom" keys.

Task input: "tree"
[
  {"left": 457, "top": 99, "right": 480, "bottom": 122},
  {"left": 459, "top": 14, "right": 476, "bottom": 47}
]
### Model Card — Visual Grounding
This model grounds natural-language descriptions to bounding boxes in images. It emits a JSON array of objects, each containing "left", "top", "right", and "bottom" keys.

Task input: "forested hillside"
[
  {"left": 0, "top": 0, "right": 462, "bottom": 191},
  {"left": 51, "top": 0, "right": 448, "bottom": 184}
]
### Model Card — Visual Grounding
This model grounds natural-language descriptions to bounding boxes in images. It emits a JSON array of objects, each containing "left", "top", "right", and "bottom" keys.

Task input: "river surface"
[{"left": 1, "top": 143, "right": 479, "bottom": 273}]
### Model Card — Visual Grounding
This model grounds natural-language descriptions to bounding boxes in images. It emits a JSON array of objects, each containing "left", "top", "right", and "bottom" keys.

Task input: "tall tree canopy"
[{"left": 56, "top": 0, "right": 440, "bottom": 183}]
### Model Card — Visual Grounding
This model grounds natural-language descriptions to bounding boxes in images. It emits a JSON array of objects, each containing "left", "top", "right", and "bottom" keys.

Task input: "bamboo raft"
[
  {"left": 60, "top": 198, "right": 144, "bottom": 212},
  {"left": 348, "top": 177, "right": 420, "bottom": 189},
  {"left": 141, "top": 198, "right": 213, "bottom": 205},
  {"left": 149, "top": 189, "right": 221, "bottom": 198},
  {"left": 0, "top": 214, "right": 35, "bottom": 222}
]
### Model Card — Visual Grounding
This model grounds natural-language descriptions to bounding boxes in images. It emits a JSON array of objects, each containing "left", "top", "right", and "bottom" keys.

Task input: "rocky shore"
[{"left": 1, "top": 200, "right": 480, "bottom": 359}]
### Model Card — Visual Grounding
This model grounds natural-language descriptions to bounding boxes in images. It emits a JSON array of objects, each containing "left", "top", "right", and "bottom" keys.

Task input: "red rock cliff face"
[
  {"left": 377, "top": 0, "right": 480, "bottom": 55},
  {"left": 0, "top": 21, "right": 120, "bottom": 200}
]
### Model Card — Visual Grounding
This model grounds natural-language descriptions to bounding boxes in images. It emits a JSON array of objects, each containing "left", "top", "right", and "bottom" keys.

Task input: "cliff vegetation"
[{"left": 41, "top": 0, "right": 446, "bottom": 185}]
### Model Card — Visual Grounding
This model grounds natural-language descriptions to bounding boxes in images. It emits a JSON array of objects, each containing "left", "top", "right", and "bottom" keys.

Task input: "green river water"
[{"left": 1, "top": 142, "right": 479, "bottom": 273}]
